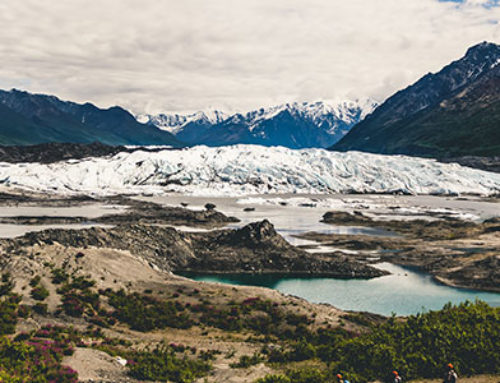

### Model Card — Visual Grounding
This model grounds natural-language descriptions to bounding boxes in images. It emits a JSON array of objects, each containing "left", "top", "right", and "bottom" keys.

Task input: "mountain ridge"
[
  {"left": 139, "top": 99, "right": 377, "bottom": 149},
  {"left": 0, "top": 89, "right": 182, "bottom": 147},
  {"left": 332, "top": 41, "right": 500, "bottom": 157}
]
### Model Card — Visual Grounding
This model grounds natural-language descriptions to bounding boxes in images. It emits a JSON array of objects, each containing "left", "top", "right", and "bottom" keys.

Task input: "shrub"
[
  {"left": 106, "top": 290, "right": 192, "bottom": 331},
  {"left": 29, "top": 275, "right": 42, "bottom": 287},
  {"left": 127, "top": 344, "right": 211, "bottom": 382},
  {"left": 286, "top": 367, "right": 331, "bottom": 383},
  {"left": 0, "top": 273, "right": 14, "bottom": 297},
  {"left": 255, "top": 374, "right": 291, "bottom": 383},
  {"left": 230, "top": 352, "right": 264, "bottom": 368},
  {"left": 0, "top": 335, "right": 78, "bottom": 383},
  {"left": 31, "top": 285, "right": 49, "bottom": 301},
  {"left": 336, "top": 301, "right": 500, "bottom": 382},
  {"left": 51, "top": 268, "right": 69, "bottom": 285},
  {"left": 33, "top": 303, "right": 48, "bottom": 315},
  {"left": 0, "top": 295, "right": 20, "bottom": 336},
  {"left": 57, "top": 275, "right": 101, "bottom": 319}
]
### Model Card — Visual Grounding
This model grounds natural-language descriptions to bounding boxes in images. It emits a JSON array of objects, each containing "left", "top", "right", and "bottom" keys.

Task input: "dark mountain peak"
[
  {"left": 0, "top": 88, "right": 182, "bottom": 146},
  {"left": 333, "top": 42, "right": 500, "bottom": 157},
  {"left": 465, "top": 41, "right": 500, "bottom": 58},
  {"left": 8, "top": 88, "right": 27, "bottom": 94}
]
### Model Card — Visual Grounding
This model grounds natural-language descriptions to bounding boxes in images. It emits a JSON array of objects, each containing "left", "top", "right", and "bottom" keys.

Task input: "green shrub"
[
  {"left": 32, "top": 303, "right": 48, "bottom": 315},
  {"left": 31, "top": 285, "right": 49, "bottom": 301},
  {"left": 230, "top": 352, "right": 264, "bottom": 368},
  {"left": 127, "top": 344, "right": 211, "bottom": 382},
  {"left": 0, "top": 295, "right": 20, "bottom": 335},
  {"left": 0, "top": 334, "right": 78, "bottom": 383},
  {"left": 56, "top": 274, "right": 102, "bottom": 320},
  {"left": 255, "top": 374, "right": 291, "bottom": 383},
  {"left": 336, "top": 301, "right": 500, "bottom": 382},
  {"left": 51, "top": 268, "right": 69, "bottom": 285},
  {"left": 0, "top": 273, "right": 14, "bottom": 297},
  {"left": 29, "top": 275, "right": 41, "bottom": 287},
  {"left": 106, "top": 290, "right": 192, "bottom": 331},
  {"left": 260, "top": 301, "right": 498, "bottom": 383},
  {"left": 0, "top": 274, "right": 19, "bottom": 335},
  {"left": 287, "top": 339, "right": 316, "bottom": 361},
  {"left": 286, "top": 367, "right": 331, "bottom": 383}
]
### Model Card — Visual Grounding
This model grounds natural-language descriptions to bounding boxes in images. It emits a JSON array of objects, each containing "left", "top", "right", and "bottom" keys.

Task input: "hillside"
[
  {"left": 0, "top": 89, "right": 182, "bottom": 147},
  {"left": 333, "top": 42, "right": 500, "bottom": 157}
]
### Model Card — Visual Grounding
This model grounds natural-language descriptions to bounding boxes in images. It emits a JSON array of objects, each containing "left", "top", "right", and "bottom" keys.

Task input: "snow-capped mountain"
[
  {"left": 137, "top": 109, "right": 229, "bottom": 134},
  {"left": 1, "top": 145, "right": 499, "bottom": 196},
  {"left": 139, "top": 99, "right": 377, "bottom": 149}
]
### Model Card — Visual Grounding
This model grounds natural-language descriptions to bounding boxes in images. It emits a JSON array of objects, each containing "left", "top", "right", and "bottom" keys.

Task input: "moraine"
[{"left": 141, "top": 193, "right": 500, "bottom": 316}]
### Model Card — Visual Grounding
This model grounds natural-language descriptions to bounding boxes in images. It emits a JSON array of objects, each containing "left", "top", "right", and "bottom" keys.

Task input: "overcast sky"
[{"left": 0, "top": 0, "right": 499, "bottom": 114}]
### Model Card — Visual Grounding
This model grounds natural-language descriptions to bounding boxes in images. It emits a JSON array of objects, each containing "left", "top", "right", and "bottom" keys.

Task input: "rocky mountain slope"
[
  {"left": 140, "top": 100, "right": 376, "bottom": 148},
  {"left": 333, "top": 42, "right": 500, "bottom": 157},
  {"left": 0, "top": 142, "right": 125, "bottom": 163},
  {"left": 10, "top": 220, "right": 384, "bottom": 278},
  {"left": 0, "top": 89, "right": 182, "bottom": 146}
]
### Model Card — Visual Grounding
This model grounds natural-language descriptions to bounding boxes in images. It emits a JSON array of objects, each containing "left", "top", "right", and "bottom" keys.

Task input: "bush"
[
  {"left": 286, "top": 367, "right": 331, "bottom": 383},
  {"left": 127, "top": 344, "right": 211, "bottom": 382},
  {"left": 230, "top": 352, "right": 264, "bottom": 368},
  {"left": 51, "top": 268, "right": 69, "bottom": 285},
  {"left": 32, "top": 303, "right": 48, "bottom": 315},
  {"left": 0, "top": 335, "right": 78, "bottom": 383},
  {"left": 259, "top": 301, "right": 499, "bottom": 383},
  {"left": 57, "top": 275, "right": 101, "bottom": 319},
  {"left": 336, "top": 301, "right": 500, "bottom": 382},
  {"left": 106, "top": 290, "right": 192, "bottom": 331},
  {"left": 0, "top": 295, "right": 20, "bottom": 336},
  {"left": 29, "top": 275, "right": 42, "bottom": 287},
  {"left": 31, "top": 285, "right": 49, "bottom": 301},
  {"left": 0, "top": 274, "right": 19, "bottom": 336},
  {"left": 0, "top": 273, "right": 14, "bottom": 297},
  {"left": 255, "top": 374, "right": 291, "bottom": 383}
]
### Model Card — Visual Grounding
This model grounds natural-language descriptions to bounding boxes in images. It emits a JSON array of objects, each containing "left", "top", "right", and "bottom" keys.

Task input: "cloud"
[{"left": 0, "top": 0, "right": 498, "bottom": 114}]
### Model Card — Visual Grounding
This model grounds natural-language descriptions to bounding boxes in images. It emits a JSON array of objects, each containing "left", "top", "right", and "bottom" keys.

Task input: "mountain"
[
  {"left": 140, "top": 100, "right": 376, "bottom": 149},
  {"left": 0, "top": 89, "right": 182, "bottom": 147},
  {"left": 333, "top": 42, "right": 500, "bottom": 157},
  {"left": 137, "top": 109, "right": 230, "bottom": 145}
]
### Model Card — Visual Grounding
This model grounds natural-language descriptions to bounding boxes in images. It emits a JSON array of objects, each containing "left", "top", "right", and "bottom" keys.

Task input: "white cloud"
[{"left": 0, "top": 0, "right": 498, "bottom": 114}]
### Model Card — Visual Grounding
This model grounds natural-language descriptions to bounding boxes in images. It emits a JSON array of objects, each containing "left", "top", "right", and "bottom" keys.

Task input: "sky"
[{"left": 0, "top": 0, "right": 499, "bottom": 115}]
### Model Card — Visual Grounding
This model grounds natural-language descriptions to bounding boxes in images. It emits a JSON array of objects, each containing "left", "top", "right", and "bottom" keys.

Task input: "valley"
[{"left": 0, "top": 30, "right": 498, "bottom": 383}]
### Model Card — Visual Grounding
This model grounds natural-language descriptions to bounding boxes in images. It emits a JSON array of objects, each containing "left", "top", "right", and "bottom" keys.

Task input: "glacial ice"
[{"left": 0, "top": 145, "right": 499, "bottom": 196}]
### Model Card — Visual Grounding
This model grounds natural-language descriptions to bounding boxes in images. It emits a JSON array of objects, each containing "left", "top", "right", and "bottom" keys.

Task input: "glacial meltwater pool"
[{"left": 184, "top": 263, "right": 500, "bottom": 316}]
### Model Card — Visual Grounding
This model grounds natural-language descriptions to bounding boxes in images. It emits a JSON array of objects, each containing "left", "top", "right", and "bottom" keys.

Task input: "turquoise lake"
[{"left": 184, "top": 263, "right": 500, "bottom": 316}]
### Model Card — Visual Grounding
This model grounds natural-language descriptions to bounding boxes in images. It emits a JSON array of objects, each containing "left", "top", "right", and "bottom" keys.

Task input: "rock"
[
  {"left": 5, "top": 220, "right": 386, "bottom": 279},
  {"left": 205, "top": 203, "right": 216, "bottom": 211}
]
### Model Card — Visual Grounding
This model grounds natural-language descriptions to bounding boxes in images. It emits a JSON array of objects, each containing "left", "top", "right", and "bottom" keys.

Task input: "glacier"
[{"left": 0, "top": 145, "right": 499, "bottom": 196}]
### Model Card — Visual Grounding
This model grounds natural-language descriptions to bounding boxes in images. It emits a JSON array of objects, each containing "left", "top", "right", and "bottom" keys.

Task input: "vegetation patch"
[
  {"left": 104, "top": 289, "right": 192, "bottom": 331},
  {"left": 257, "top": 301, "right": 499, "bottom": 383},
  {"left": 126, "top": 343, "right": 211, "bottom": 383},
  {"left": 0, "top": 273, "right": 20, "bottom": 336}
]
